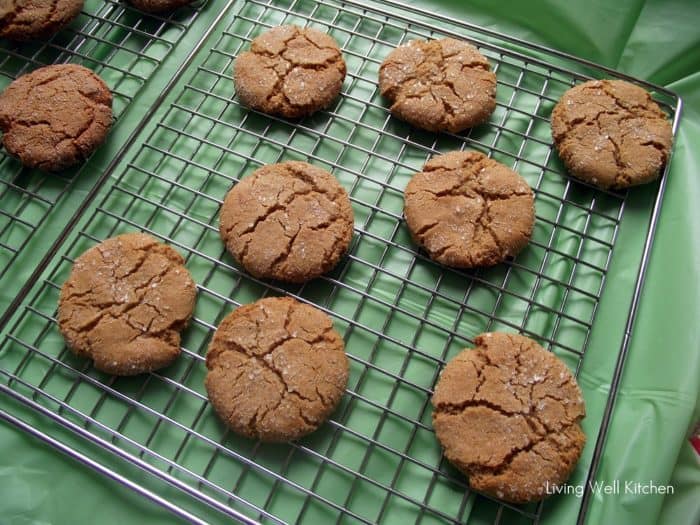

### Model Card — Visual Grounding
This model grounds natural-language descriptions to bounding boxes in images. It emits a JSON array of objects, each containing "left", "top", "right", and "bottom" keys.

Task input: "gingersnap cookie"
[
  {"left": 234, "top": 25, "right": 346, "bottom": 118},
  {"left": 432, "top": 332, "right": 586, "bottom": 503},
  {"left": 0, "top": 64, "right": 112, "bottom": 171},
  {"left": 205, "top": 297, "right": 348, "bottom": 442},
  {"left": 129, "top": 0, "right": 193, "bottom": 13},
  {"left": 220, "top": 161, "right": 354, "bottom": 283},
  {"left": 57, "top": 232, "right": 197, "bottom": 376},
  {"left": 551, "top": 79, "right": 673, "bottom": 189},
  {"left": 379, "top": 38, "right": 497, "bottom": 133},
  {"left": 404, "top": 151, "right": 534, "bottom": 268},
  {"left": 0, "top": 0, "right": 83, "bottom": 41}
]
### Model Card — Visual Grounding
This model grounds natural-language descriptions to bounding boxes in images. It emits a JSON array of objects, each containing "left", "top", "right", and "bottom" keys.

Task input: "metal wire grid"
[
  {"left": 0, "top": 0, "right": 680, "bottom": 524},
  {"left": 0, "top": 0, "right": 206, "bottom": 282}
]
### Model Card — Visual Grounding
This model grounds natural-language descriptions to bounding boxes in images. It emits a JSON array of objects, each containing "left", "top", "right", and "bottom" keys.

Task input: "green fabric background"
[{"left": 1, "top": 1, "right": 698, "bottom": 524}]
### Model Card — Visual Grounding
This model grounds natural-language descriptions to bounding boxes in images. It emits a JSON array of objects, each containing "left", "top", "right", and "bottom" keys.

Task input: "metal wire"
[
  {"left": 0, "top": 0, "right": 206, "bottom": 283},
  {"left": 0, "top": 0, "right": 681, "bottom": 524}
]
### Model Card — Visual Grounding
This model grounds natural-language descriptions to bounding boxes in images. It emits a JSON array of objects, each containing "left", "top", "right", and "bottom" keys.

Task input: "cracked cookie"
[
  {"left": 403, "top": 151, "right": 534, "bottom": 268},
  {"left": 219, "top": 161, "right": 354, "bottom": 283},
  {"left": 0, "top": 64, "right": 112, "bottom": 171},
  {"left": 129, "top": 0, "right": 193, "bottom": 13},
  {"left": 234, "top": 24, "right": 346, "bottom": 118},
  {"left": 57, "top": 232, "right": 197, "bottom": 376},
  {"left": 551, "top": 79, "right": 673, "bottom": 189},
  {"left": 432, "top": 332, "right": 586, "bottom": 503},
  {"left": 0, "top": 0, "right": 83, "bottom": 41},
  {"left": 205, "top": 296, "right": 348, "bottom": 442},
  {"left": 379, "top": 38, "right": 497, "bottom": 133}
]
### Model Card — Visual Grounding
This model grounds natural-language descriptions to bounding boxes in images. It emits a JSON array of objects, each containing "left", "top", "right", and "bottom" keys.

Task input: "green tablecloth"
[{"left": 1, "top": 1, "right": 698, "bottom": 524}]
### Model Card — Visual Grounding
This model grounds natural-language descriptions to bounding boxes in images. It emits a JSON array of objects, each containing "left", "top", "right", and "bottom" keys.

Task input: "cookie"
[
  {"left": 404, "top": 151, "right": 534, "bottom": 268},
  {"left": 551, "top": 79, "right": 673, "bottom": 189},
  {"left": 234, "top": 25, "right": 346, "bottom": 118},
  {"left": 129, "top": 0, "right": 193, "bottom": 13},
  {"left": 379, "top": 38, "right": 497, "bottom": 133},
  {"left": 205, "top": 296, "right": 348, "bottom": 442},
  {"left": 0, "top": 64, "right": 112, "bottom": 171},
  {"left": 219, "top": 161, "right": 354, "bottom": 283},
  {"left": 57, "top": 233, "right": 197, "bottom": 376},
  {"left": 432, "top": 332, "right": 586, "bottom": 503},
  {"left": 0, "top": 0, "right": 83, "bottom": 41}
]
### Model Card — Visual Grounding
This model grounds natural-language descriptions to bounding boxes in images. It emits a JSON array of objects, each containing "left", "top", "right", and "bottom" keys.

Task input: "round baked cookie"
[
  {"left": 129, "top": 0, "right": 193, "bottom": 13},
  {"left": 432, "top": 332, "right": 586, "bottom": 503},
  {"left": 0, "top": 0, "right": 83, "bottom": 41},
  {"left": 205, "top": 296, "right": 349, "bottom": 442},
  {"left": 57, "top": 233, "right": 197, "bottom": 376},
  {"left": 219, "top": 161, "right": 354, "bottom": 283},
  {"left": 234, "top": 25, "right": 346, "bottom": 118},
  {"left": 0, "top": 64, "right": 112, "bottom": 171},
  {"left": 404, "top": 151, "right": 534, "bottom": 268},
  {"left": 551, "top": 79, "right": 673, "bottom": 189},
  {"left": 379, "top": 38, "right": 497, "bottom": 133}
]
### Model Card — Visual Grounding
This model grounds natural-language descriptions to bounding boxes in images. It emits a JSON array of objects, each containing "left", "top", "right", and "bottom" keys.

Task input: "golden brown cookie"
[
  {"left": 205, "top": 296, "right": 348, "bottom": 442},
  {"left": 0, "top": 64, "right": 112, "bottom": 171},
  {"left": 129, "top": 0, "right": 193, "bottom": 13},
  {"left": 551, "top": 79, "right": 673, "bottom": 189},
  {"left": 57, "top": 233, "right": 197, "bottom": 376},
  {"left": 379, "top": 38, "right": 497, "bottom": 133},
  {"left": 234, "top": 25, "right": 346, "bottom": 118},
  {"left": 403, "top": 151, "right": 534, "bottom": 268},
  {"left": 219, "top": 161, "right": 354, "bottom": 283},
  {"left": 432, "top": 333, "right": 586, "bottom": 503},
  {"left": 0, "top": 0, "right": 83, "bottom": 41}
]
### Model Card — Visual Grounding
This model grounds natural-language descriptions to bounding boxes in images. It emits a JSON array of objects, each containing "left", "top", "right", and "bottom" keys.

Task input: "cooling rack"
[
  {"left": 0, "top": 0, "right": 207, "bottom": 305},
  {"left": 0, "top": 0, "right": 682, "bottom": 524}
]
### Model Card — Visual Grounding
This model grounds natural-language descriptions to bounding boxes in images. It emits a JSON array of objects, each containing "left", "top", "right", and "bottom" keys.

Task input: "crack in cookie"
[
  {"left": 219, "top": 161, "right": 354, "bottom": 283},
  {"left": 57, "top": 233, "right": 197, "bottom": 376},
  {"left": 234, "top": 25, "right": 347, "bottom": 118},
  {"left": 0, "top": 64, "right": 112, "bottom": 171},
  {"left": 404, "top": 151, "right": 534, "bottom": 268},
  {"left": 551, "top": 79, "right": 672, "bottom": 189},
  {"left": 432, "top": 332, "right": 586, "bottom": 503},
  {"left": 379, "top": 38, "right": 496, "bottom": 133},
  {"left": 0, "top": 0, "right": 83, "bottom": 41},
  {"left": 205, "top": 296, "right": 348, "bottom": 442}
]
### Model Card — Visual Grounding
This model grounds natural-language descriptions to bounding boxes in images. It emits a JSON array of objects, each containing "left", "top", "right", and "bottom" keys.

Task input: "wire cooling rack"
[
  {"left": 0, "top": 0, "right": 206, "bottom": 291},
  {"left": 0, "top": 0, "right": 682, "bottom": 524}
]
